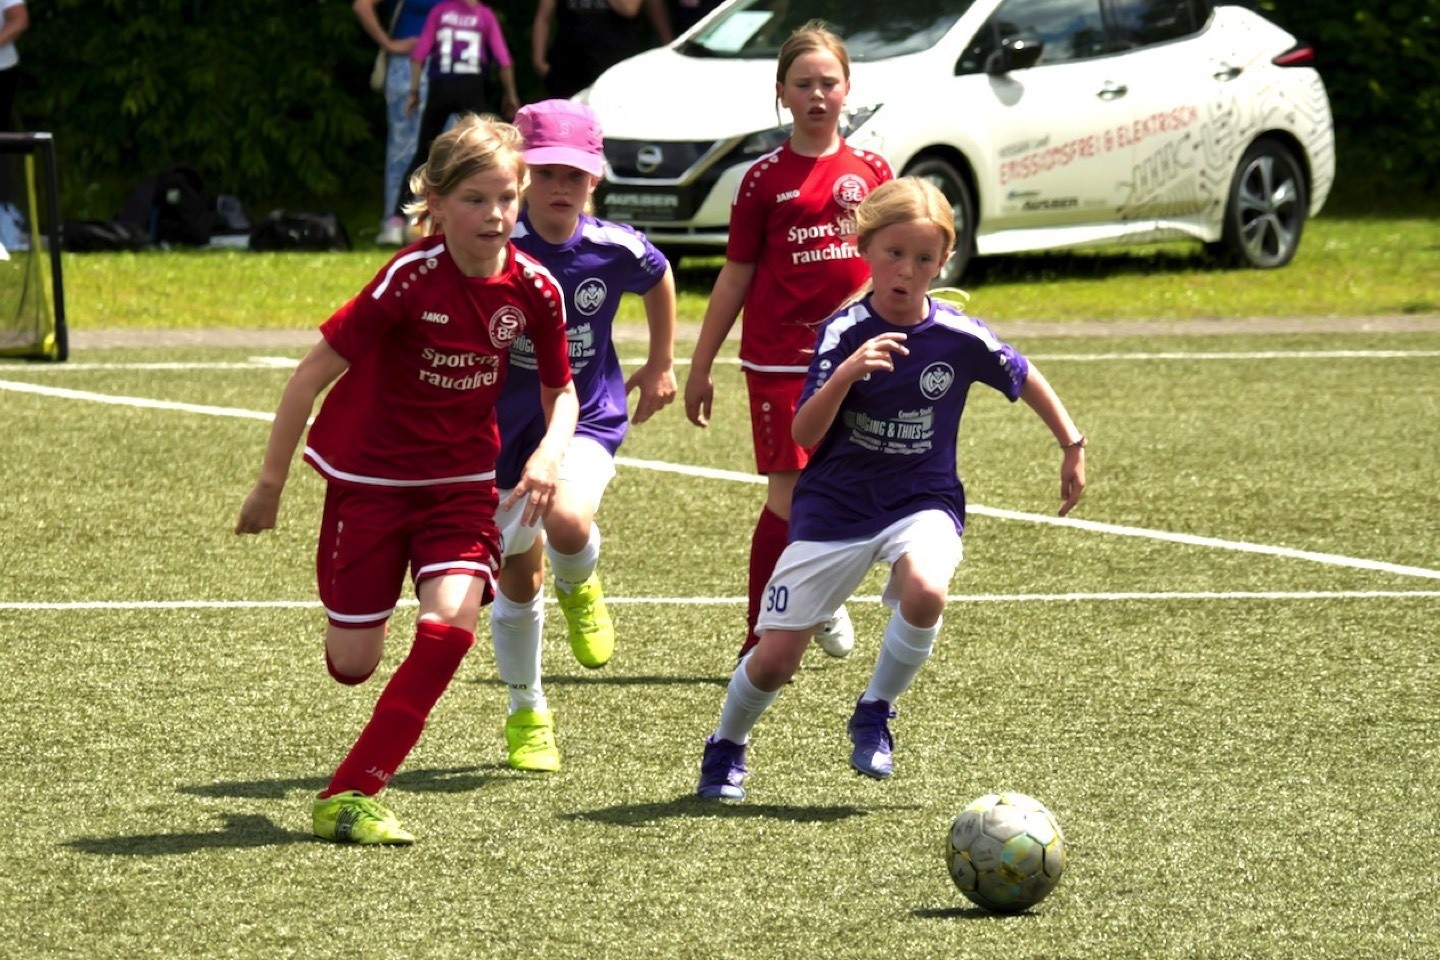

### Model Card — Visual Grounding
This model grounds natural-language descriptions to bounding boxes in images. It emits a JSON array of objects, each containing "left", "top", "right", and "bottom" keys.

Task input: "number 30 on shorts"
[{"left": 764, "top": 584, "right": 789, "bottom": 613}]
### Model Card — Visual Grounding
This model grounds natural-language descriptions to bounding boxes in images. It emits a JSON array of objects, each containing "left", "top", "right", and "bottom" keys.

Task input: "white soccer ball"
[{"left": 946, "top": 791, "right": 1067, "bottom": 912}]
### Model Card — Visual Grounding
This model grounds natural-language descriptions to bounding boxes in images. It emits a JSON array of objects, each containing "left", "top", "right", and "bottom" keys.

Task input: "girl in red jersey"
[
  {"left": 235, "top": 114, "right": 577, "bottom": 845},
  {"left": 684, "top": 20, "right": 894, "bottom": 663}
]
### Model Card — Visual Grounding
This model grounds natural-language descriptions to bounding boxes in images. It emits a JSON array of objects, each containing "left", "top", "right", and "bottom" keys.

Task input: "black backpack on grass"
[{"left": 117, "top": 165, "right": 212, "bottom": 246}]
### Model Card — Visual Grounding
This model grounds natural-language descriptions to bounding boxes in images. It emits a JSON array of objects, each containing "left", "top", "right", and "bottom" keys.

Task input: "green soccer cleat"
[
  {"left": 555, "top": 575, "right": 615, "bottom": 669},
  {"left": 312, "top": 790, "right": 415, "bottom": 845},
  {"left": 506, "top": 708, "right": 561, "bottom": 772}
]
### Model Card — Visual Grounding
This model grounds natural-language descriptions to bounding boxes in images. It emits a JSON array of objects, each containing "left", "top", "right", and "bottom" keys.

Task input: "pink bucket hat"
[{"left": 515, "top": 100, "right": 606, "bottom": 178}]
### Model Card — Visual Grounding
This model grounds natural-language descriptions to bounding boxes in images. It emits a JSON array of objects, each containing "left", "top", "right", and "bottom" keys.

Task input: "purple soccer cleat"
[
  {"left": 847, "top": 697, "right": 897, "bottom": 779},
  {"left": 697, "top": 735, "right": 748, "bottom": 800}
]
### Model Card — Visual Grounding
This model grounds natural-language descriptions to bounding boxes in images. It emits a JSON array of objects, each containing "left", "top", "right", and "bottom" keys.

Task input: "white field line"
[
  {"left": 2, "top": 348, "right": 1438, "bottom": 375},
  {"left": 3, "top": 590, "right": 1437, "bottom": 612},
  {"left": 5, "top": 381, "right": 1440, "bottom": 582}
]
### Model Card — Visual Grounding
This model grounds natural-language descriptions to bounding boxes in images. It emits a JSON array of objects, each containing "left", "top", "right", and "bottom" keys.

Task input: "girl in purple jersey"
[
  {"left": 487, "top": 99, "right": 677, "bottom": 772},
  {"left": 236, "top": 115, "right": 578, "bottom": 843},
  {"left": 696, "top": 178, "right": 1087, "bottom": 801}
]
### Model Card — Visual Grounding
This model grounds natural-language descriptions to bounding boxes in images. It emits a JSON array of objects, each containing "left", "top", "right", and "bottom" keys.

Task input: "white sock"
[
  {"left": 548, "top": 523, "right": 600, "bottom": 595},
  {"left": 714, "top": 656, "right": 781, "bottom": 744},
  {"left": 490, "top": 589, "right": 547, "bottom": 713},
  {"left": 862, "top": 612, "right": 939, "bottom": 705}
]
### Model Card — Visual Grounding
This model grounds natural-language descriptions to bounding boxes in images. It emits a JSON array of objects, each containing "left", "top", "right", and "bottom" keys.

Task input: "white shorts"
[
  {"left": 496, "top": 436, "right": 616, "bottom": 558},
  {"left": 755, "top": 510, "right": 963, "bottom": 633}
]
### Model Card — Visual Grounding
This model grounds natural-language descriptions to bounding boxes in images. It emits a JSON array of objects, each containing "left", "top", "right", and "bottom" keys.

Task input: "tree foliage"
[
  {"left": 1251, "top": 0, "right": 1439, "bottom": 189},
  {"left": 20, "top": 0, "right": 383, "bottom": 217}
]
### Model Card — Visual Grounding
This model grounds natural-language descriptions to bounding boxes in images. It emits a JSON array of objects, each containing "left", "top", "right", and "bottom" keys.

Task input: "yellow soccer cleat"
[
  {"left": 555, "top": 575, "right": 615, "bottom": 669},
  {"left": 312, "top": 791, "right": 415, "bottom": 845},
  {"left": 506, "top": 707, "right": 562, "bottom": 772}
]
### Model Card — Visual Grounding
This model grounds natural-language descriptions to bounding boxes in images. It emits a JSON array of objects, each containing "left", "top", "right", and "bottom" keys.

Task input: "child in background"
[
  {"left": 696, "top": 177, "right": 1087, "bottom": 800},
  {"left": 489, "top": 99, "right": 677, "bottom": 772},
  {"left": 683, "top": 20, "right": 894, "bottom": 665},
  {"left": 236, "top": 114, "right": 577, "bottom": 843},
  {"left": 396, "top": 0, "right": 521, "bottom": 223}
]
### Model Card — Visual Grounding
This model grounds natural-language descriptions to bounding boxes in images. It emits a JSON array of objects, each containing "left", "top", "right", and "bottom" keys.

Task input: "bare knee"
[
  {"left": 746, "top": 628, "right": 811, "bottom": 690},
  {"left": 898, "top": 580, "right": 947, "bottom": 628},
  {"left": 325, "top": 623, "right": 386, "bottom": 682}
]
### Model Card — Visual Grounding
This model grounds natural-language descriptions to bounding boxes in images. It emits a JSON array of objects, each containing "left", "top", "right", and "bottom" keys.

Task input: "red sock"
[
  {"left": 322, "top": 620, "right": 474, "bottom": 798},
  {"left": 739, "top": 506, "right": 789, "bottom": 660}
]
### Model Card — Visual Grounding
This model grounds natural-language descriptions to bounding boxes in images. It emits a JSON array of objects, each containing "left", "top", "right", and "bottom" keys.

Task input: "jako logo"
[
  {"left": 919, "top": 362, "right": 955, "bottom": 400},
  {"left": 421, "top": 311, "right": 449, "bottom": 324},
  {"left": 575, "top": 278, "right": 607, "bottom": 316},
  {"left": 775, "top": 189, "right": 800, "bottom": 203},
  {"left": 489, "top": 305, "right": 525, "bottom": 347}
]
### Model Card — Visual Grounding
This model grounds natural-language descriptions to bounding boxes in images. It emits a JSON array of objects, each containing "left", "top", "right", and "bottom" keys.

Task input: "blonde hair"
[
  {"left": 833, "top": 177, "right": 958, "bottom": 310},
  {"left": 856, "top": 177, "right": 956, "bottom": 255},
  {"left": 401, "top": 113, "right": 525, "bottom": 232}
]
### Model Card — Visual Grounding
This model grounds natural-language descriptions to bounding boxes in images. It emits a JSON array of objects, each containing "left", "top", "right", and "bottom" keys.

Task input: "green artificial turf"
[{"left": 2, "top": 330, "right": 1437, "bottom": 958}]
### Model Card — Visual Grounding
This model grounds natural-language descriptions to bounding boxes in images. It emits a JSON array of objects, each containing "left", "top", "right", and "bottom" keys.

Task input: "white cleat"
[{"left": 813, "top": 605, "right": 855, "bottom": 658}]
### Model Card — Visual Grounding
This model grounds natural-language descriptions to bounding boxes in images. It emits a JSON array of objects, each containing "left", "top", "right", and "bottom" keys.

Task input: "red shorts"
[
  {"left": 316, "top": 482, "right": 501, "bottom": 629},
  {"left": 745, "top": 370, "right": 811, "bottom": 474}
]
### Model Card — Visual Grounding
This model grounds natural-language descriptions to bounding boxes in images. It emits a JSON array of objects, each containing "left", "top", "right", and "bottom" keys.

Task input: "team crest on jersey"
[
  {"left": 919, "top": 362, "right": 955, "bottom": 400},
  {"left": 833, "top": 174, "right": 871, "bottom": 210},
  {"left": 489, "top": 305, "right": 525, "bottom": 348},
  {"left": 574, "top": 277, "right": 608, "bottom": 316}
]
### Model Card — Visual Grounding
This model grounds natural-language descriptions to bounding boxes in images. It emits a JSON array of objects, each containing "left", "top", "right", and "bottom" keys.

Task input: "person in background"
[
  {"left": 696, "top": 177, "right": 1087, "bottom": 801},
  {"left": 531, "top": 0, "right": 653, "bottom": 100},
  {"left": 353, "top": 0, "right": 444, "bottom": 246},
  {"left": 487, "top": 99, "right": 677, "bottom": 773},
  {"left": 0, "top": 0, "right": 26, "bottom": 131},
  {"left": 394, "top": 0, "right": 519, "bottom": 224},
  {"left": 684, "top": 20, "right": 894, "bottom": 666},
  {"left": 0, "top": 0, "right": 27, "bottom": 248},
  {"left": 649, "top": 0, "right": 722, "bottom": 42},
  {"left": 235, "top": 114, "right": 577, "bottom": 844}
]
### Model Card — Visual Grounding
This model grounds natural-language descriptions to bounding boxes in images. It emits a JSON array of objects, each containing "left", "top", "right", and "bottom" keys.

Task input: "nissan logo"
[{"left": 636, "top": 145, "right": 664, "bottom": 174}]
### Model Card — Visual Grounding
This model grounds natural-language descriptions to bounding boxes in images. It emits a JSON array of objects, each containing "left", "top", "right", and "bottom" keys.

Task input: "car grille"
[{"left": 605, "top": 139, "right": 718, "bottom": 181}]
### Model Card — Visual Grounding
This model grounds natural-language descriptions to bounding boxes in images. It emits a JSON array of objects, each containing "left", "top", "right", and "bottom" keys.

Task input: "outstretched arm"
[
  {"left": 625, "top": 265, "right": 678, "bottom": 425},
  {"left": 1019, "top": 366, "right": 1086, "bottom": 517},
  {"left": 503, "top": 381, "right": 580, "bottom": 527},
  {"left": 684, "top": 259, "right": 754, "bottom": 427},
  {"left": 235, "top": 339, "right": 349, "bottom": 534}
]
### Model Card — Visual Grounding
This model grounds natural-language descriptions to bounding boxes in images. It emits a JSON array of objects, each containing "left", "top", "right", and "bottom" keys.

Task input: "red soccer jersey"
[
  {"left": 304, "top": 238, "right": 571, "bottom": 487},
  {"left": 727, "top": 139, "right": 893, "bottom": 372}
]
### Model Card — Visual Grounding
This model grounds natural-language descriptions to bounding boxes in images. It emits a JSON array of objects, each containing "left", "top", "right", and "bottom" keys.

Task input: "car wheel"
[
  {"left": 1218, "top": 139, "right": 1308, "bottom": 269},
  {"left": 900, "top": 156, "right": 975, "bottom": 287}
]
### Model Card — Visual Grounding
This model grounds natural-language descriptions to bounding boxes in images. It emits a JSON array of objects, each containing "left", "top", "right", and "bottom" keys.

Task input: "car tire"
[
  {"left": 900, "top": 156, "right": 975, "bottom": 287},
  {"left": 1216, "top": 139, "right": 1308, "bottom": 269}
]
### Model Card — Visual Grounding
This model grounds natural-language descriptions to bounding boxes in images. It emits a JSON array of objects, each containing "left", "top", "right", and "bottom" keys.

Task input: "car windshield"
[{"left": 681, "top": 0, "right": 981, "bottom": 61}]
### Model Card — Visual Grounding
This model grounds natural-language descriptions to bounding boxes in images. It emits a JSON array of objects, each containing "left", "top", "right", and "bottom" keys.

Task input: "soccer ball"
[{"left": 946, "top": 792, "right": 1067, "bottom": 912}]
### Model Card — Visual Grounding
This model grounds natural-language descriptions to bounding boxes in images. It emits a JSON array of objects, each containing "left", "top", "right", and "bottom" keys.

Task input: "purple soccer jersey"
[
  {"left": 496, "top": 211, "right": 668, "bottom": 488},
  {"left": 789, "top": 296, "right": 1031, "bottom": 543}
]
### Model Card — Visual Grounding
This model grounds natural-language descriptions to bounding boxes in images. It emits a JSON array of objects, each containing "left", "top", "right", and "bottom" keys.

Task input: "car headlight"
[
  {"left": 739, "top": 125, "right": 791, "bottom": 157},
  {"left": 841, "top": 104, "right": 882, "bottom": 137}
]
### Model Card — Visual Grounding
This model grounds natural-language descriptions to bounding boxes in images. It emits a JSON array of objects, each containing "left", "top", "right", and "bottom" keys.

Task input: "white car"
[{"left": 582, "top": 0, "right": 1335, "bottom": 285}]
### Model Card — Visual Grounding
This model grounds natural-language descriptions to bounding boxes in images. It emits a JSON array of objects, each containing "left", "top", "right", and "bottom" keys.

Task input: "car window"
[
  {"left": 961, "top": 0, "right": 1108, "bottom": 70},
  {"left": 1108, "top": 0, "right": 1208, "bottom": 47},
  {"left": 682, "top": 0, "right": 981, "bottom": 61}
]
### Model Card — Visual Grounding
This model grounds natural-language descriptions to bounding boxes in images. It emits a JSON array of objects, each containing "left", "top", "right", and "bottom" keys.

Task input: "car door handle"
[
  {"left": 1214, "top": 64, "right": 1243, "bottom": 81},
  {"left": 1097, "top": 82, "right": 1128, "bottom": 100}
]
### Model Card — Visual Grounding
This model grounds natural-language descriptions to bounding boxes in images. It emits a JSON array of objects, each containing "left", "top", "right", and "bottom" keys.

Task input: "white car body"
[{"left": 583, "top": 0, "right": 1335, "bottom": 282}]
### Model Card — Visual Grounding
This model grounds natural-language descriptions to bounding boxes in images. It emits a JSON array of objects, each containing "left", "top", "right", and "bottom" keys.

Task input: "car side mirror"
[{"left": 984, "top": 32, "right": 1044, "bottom": 75}]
